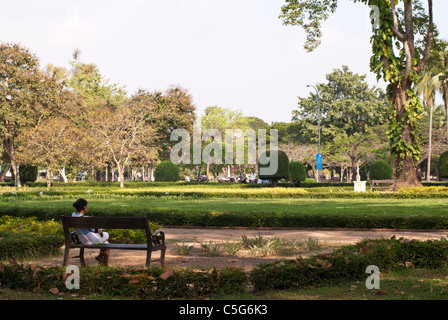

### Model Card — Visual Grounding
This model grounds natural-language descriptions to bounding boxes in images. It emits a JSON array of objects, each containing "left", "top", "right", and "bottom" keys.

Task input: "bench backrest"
[
  {"left": 371, "top": 180, "right": 396, "bottom": 184},
  {"left": 62, "top": 216, "right": 150, "bottom": 230},
  {"left": 61, "top": 216, "right": 152, "bottom": 246}
]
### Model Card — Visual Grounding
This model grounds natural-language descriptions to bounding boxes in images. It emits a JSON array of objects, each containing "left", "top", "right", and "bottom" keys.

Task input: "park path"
[
  {"left": 33, "top": 227, "right": 448, "bottom": 271},
  {"left": 160, "top": 226, "right": 448, "bottom": 245}
]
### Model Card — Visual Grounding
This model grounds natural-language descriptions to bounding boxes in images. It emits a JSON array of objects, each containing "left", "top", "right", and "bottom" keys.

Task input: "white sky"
[{"left": 1, "top": 0, "right": 447, "bottom": 124}]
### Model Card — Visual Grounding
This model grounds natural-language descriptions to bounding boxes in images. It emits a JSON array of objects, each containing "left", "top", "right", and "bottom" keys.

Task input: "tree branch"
[
  {"left": 414, "top": 0, "right": 434, "bottom": 74},
  {"left": 390, "top": 0, "right": 407, "bottom": 41}
]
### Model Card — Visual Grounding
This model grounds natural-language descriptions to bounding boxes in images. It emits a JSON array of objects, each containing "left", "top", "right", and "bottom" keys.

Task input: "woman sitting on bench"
[{"left": 72, "top": 198, "right": 110, "bottom": 266}]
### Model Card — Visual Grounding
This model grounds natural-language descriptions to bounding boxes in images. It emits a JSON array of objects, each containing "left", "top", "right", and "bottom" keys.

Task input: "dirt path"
[{"left": 34, "top": 227, "right": 448, "bottom": 272}]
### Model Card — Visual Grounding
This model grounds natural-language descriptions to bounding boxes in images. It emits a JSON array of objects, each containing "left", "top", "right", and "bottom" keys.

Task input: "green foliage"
[
  {"left": 369, "top": 160, "right": 393, "bottom": 180},
  {"left": 154, "top": 161, "right": 180, "bottom": 182},
  {"left": 258, "top": 150, "right": 290, "bottom": 186},
  {"left": 289, "top": 161, "right": 306, "bottom": 182},
  {"left": 0, "top": 265, "right": 248, "bottom": 299},
  {"left": 438, "top": 151, "right": 448, "bottom": 179},
  {"left": 280, "top": 1, "right": 435, "bottom": 182},
  {"left": 250, "top": 238, "right": 448, "bottom": 291},
  {"left": 11, "top": 165, "right": 38, "bottom": 185},
  {"left": 0, "top": 216, "right": 64, "bottom": 261}
]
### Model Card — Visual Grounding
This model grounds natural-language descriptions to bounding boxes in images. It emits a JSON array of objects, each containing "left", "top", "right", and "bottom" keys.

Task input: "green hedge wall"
[{"left": 0, "top": 265, "right": 248, "bottom": 299}]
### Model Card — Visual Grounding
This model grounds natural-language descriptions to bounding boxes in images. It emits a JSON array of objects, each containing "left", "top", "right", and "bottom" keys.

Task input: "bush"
[
  {"left": 369, "top": 160, "right": 393, "bottom": 180},
  {"left": 0, "top": 265, "right": 248, "bottom": 299},
  {"left": 0, "top": 216, "right": 64, "bottom": 261},
  {"left": 438, "top": 151, "right": 448, "bottom": 179},
  {"left": 11, "top": 165, "right": 38, "bottom": 184},
  {"left": 258, "top": 150, "right": 290, "bottom": 187},
  {"left": 154, "top": 161, "right": 180, "bottom": 182},
  {"left": 289, "top": 161, "right": 306, "bottom": 185},
  {"left": 250, "top": 238, "right": 448, "bottom": 291}
]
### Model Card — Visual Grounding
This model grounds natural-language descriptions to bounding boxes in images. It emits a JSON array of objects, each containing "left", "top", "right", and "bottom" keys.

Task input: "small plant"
[
  {"left": 222, "top": 241, "right": 242, "bottom": 256},
  {"left": 247, "top": 236, "right": 285, "bottom": 257},
  {"left": 197, "top": 240, "right": 221, "bottom": 256},
  {"left": 303, "top": 237, "right": 322, "bottom": 251},
  {"left": 241, "top": 233, "right": 265, "bottom": 248},
  {"left": 174, "top": 242, "right": 194, "bottom": 256}
]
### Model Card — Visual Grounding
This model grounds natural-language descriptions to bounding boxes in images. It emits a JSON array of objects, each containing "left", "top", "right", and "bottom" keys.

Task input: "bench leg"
[
  {"left": 79, "top": 248, "right": 86, "bottom": 267},
  {"left": 146, "top": 250, "right": 152, "bottom": 268},
  {"left": 160, "top": 248, "right": 166, "bottom": 269},
  {"left": 63, "top": 247, "right": 70, "bottom": 267}
]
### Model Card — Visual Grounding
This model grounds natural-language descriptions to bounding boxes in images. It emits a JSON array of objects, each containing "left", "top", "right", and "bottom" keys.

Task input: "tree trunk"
[
  {"left": 444, "top": 85, "right": 448, "bottom": 145},
  {"left": 426, "top": 99, "right": 434, "bottom": 181},
  {"left": 46, "top": 169, "right": 52, "bottom": 188},
  {"left": 11, "top": 162, "right": 21, "bottom": 188},
  {"left": 391, "top": 83, "right": 421, "bottom": 187},
  {"left": 149, "top": 161, "right": 155, "bottom": 182},
  {"left": 116, "top": 163, "right": 124, "bottom": 188},
  {"left": 59, "top": 167, "right": 68, "bottom": 183}
]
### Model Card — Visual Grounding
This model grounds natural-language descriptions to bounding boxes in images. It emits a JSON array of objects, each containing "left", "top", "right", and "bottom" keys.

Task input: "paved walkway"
[{"left": 161, "top": 227, "right": 448, "bottom": 245}]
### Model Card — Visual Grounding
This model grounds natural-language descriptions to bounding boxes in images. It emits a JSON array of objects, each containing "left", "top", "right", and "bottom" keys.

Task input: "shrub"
[
  {"left": 439, "top": 151, "right": 448, "bottom": 179},
  {"left": 11, "top": 165, "right": 38, "bottom": 184},
  {"left": 154, "top": 161, "right": 180, "bottom": 182},
  {"left": 369, "top": 160, "right": 393, "bottom": 180},
  {"left": 0, "top": 216, "right": 64, "bottom": 261},
  {"left": 289, "top": 161, "right": 306, "bottom": 185},
  {"left": 250, "top": 238, "right": 448, "bottom": 291},
  {"left": 258, "top": 150, "right": 290, "bottom": 187},
  {"left": 0, "top": 265, "right": 248, "bottom": 299}
]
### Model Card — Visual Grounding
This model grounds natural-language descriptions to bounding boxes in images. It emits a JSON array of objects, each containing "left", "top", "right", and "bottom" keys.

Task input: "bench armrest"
[
  {"left": 151, "top": 231, "right": 165, "bottom": 246},
  {"left": 71, "top": 231, "right": 81, "bottom": 245}
]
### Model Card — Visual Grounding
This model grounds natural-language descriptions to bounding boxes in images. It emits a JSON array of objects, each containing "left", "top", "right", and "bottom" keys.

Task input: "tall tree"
[
  {"left": 293, "top": 66, "right": 389, "bottom": 180},
  {"left": 415, "top": 70, "right": 441, "bottom": 180},
  {"left": 0, "top": 43, "right": 70, "bottom": 187},
  {"left": 91, "top": 101, "right": 157, "bottom": 188},
  {"left": 280, "top": 0, "right": 435, "bottom": 186}
]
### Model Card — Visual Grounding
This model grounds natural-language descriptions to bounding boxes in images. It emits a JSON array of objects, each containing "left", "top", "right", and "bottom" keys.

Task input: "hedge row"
[
  {"left": 2, "top": 208, "right": 448, "bottom": 230},
  {"left": 250, "top": 237, "right": 448, "bottom": 291},
  {"left": 2, "top": 189, "right": 448, "bottom": 200},
  {"left": 0, "top": 264, "right": 248, "bottom": 299},
  {"left": 0, "top": 216, "right": 64, "bottom": 261}
]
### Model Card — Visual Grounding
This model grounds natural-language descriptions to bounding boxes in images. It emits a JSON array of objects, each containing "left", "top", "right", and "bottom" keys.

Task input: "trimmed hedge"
[
  {"left": 250, "top": 237, "right": 448, "bottom": 291},
  {"left": 369, "top": 160, "right": 393, "bottom": 180},
  {"left": 2, "top": 238, "right": 448, "bottom": 299},
  {"left": 289, "top": 161, "right": 306, "bottom": 183},
  {"left": 1, "top": 207, "right": 448, "bottom": 231},
  {"left": 0, "top": 265, "right": 248, "bottom": 299},
  {"left": 154, "top": 161, "right": 180, "bottom": 182},
  {"left": 0, "top": 216, "right": 64, "bottom": 261},
  {"left": 439, "top": 151, "right": 448, "bottom": 179}
]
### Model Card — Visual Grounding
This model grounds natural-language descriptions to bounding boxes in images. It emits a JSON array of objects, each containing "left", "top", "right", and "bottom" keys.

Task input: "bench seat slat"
[{"left": 70, "top": 243, "right": 166, "bottom": 251}]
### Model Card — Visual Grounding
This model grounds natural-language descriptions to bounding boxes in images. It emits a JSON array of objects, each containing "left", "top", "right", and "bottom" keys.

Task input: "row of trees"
[
  {"left": 1, "top": 42, "right": 444, "bottom": 187},
  {"left": 0, "top": 44, "right": 196, "bottom": 188}
]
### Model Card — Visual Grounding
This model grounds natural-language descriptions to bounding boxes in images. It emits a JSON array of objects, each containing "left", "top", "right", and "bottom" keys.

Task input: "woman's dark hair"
[{"left": 73, "top": 199, "right": 88, "bottom": 212}]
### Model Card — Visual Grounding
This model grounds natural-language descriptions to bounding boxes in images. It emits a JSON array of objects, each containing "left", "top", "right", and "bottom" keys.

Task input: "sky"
[{"left": 1, "top": 0, "right": 447, "bottom": 124}]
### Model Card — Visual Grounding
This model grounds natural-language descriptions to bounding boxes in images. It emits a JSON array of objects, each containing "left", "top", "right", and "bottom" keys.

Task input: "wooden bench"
[
  {"left": 61, "top": 216, "right": 166, "bottom": 269},
  {"left": 370, "top": 180, "right": 397, "bottom": 192}
]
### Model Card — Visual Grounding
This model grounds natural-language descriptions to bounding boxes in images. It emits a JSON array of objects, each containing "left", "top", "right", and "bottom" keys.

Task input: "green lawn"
[{"left": 1, "top": 197, "right": 447, "bottom": 217}]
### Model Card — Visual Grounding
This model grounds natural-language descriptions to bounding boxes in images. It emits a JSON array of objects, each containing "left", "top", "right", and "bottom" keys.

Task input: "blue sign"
[{"left": 316, "top": 153, "right": 323, "bottom": 170}]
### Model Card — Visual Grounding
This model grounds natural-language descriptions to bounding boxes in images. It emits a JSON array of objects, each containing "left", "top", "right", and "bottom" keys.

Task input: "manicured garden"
[{"left": 1, "top": 181, "right": 448, "bottom": 300}]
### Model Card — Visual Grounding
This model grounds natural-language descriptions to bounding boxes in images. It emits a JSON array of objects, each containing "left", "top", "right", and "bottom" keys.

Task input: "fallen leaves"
[{"left": 49, "top": 287, "right": 59, "bottom": 295}]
